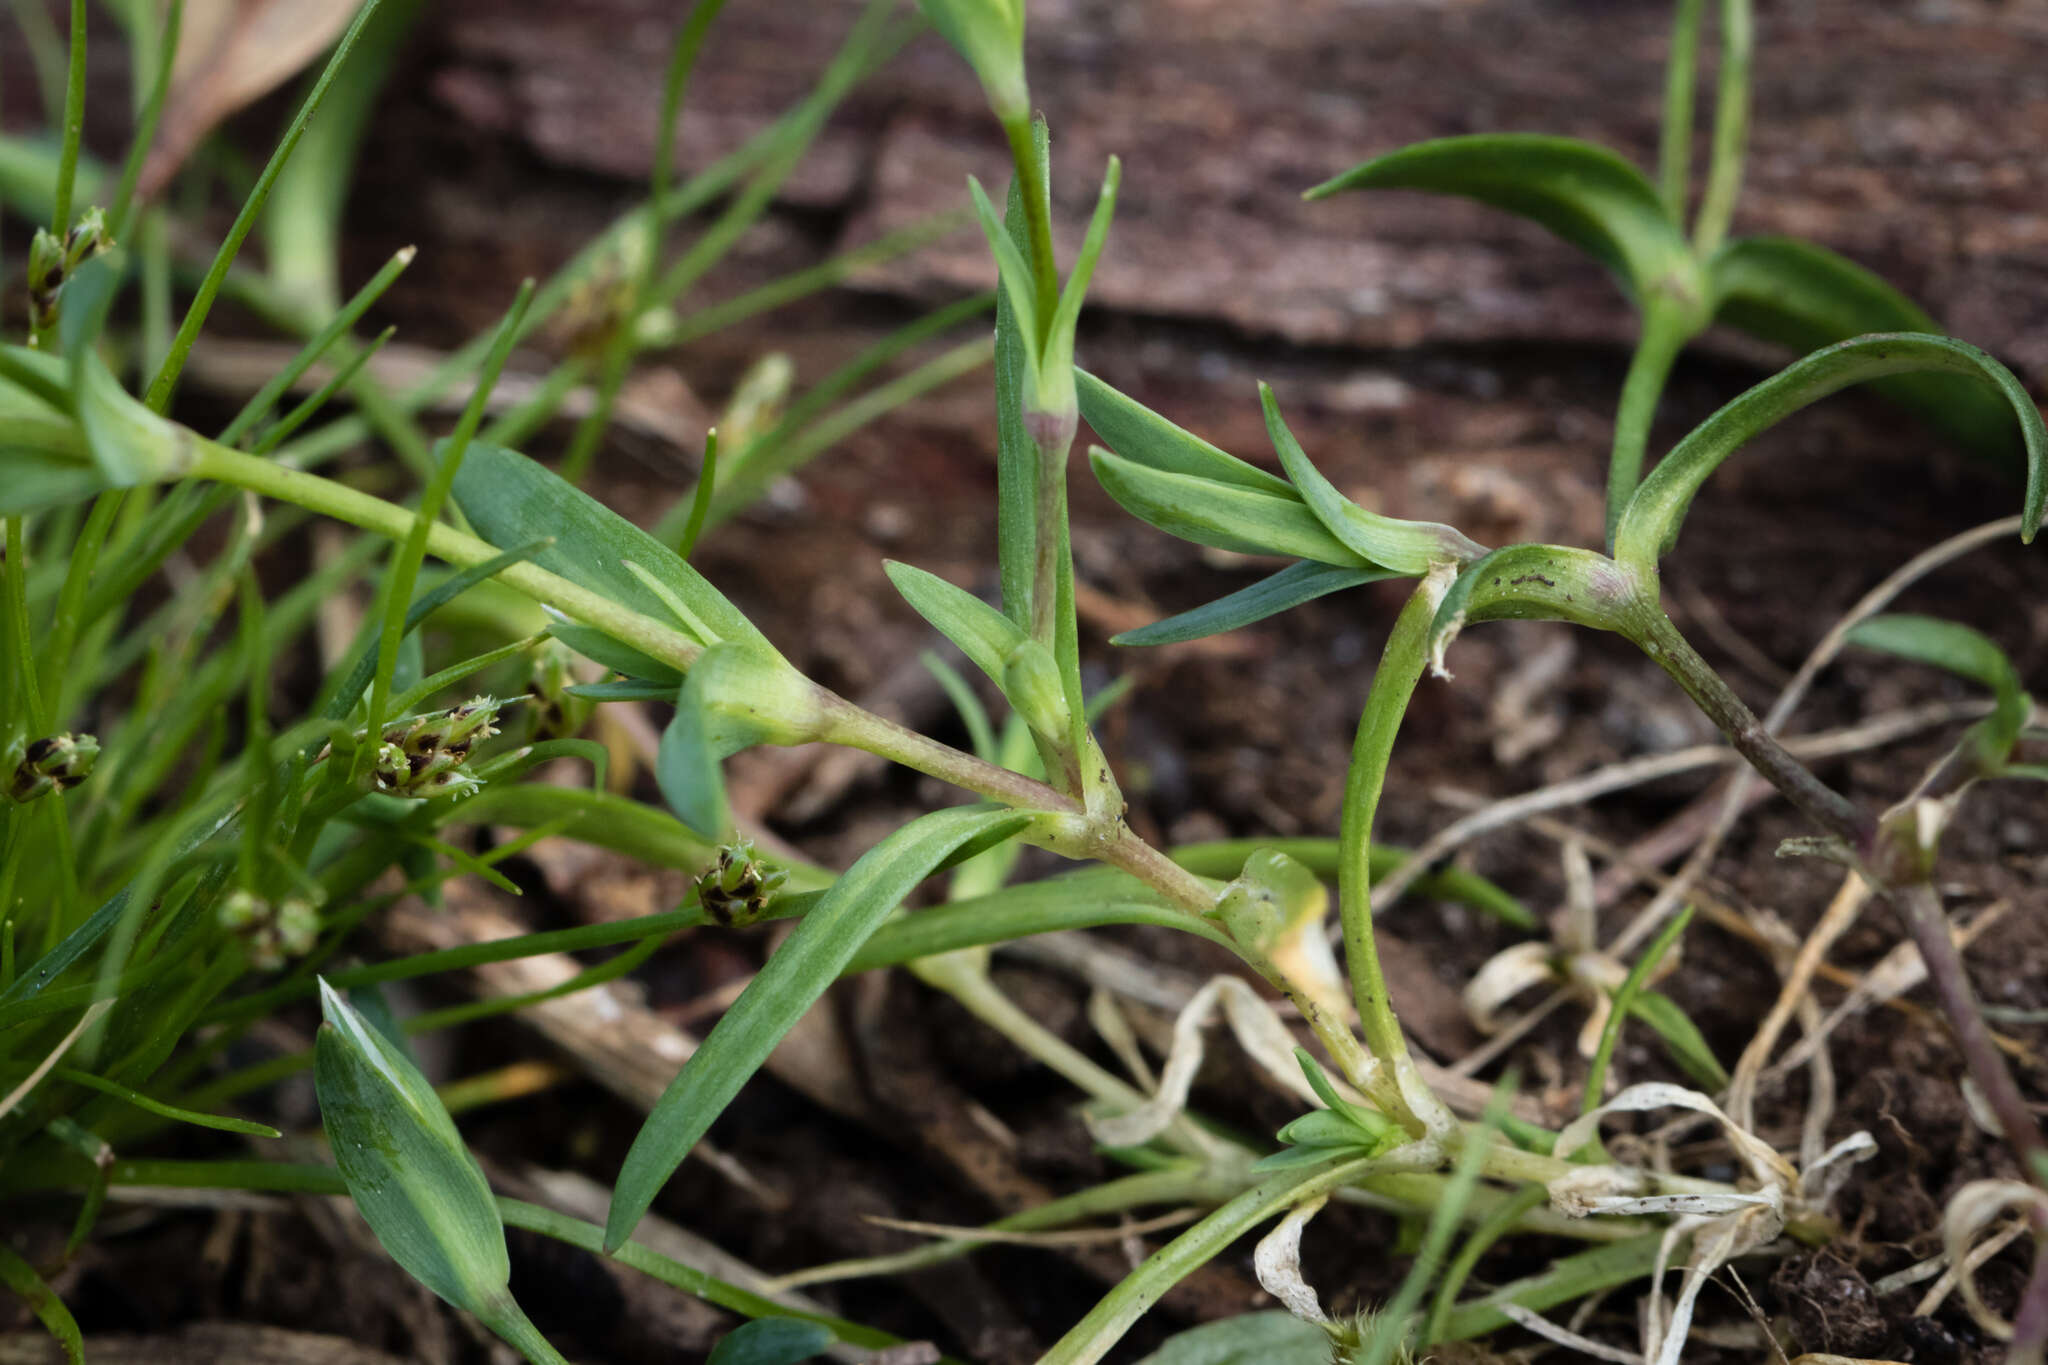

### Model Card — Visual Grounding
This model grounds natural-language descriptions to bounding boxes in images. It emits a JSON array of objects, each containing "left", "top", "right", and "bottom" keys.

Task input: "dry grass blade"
[
  {"left": 862, "top": 1208, "right": 1201, "bottom": 1247},
  {"left": 140, "top": 0, "right": 364, "bottom": 197}
]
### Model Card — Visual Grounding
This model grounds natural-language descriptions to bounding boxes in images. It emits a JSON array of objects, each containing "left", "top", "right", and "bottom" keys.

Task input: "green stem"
[
  {"left": 1656, "top": 0, "right": 1704, "bottom": 221},
  {"left": 1337, "top": 568, "right": 1454, "bottom": 1078},
  {"left": 1691, "top": 0, "right": 1752, "bottom": 255},
  {"left": 1630, "top": 605, "right": 1871, "bottom": 845},
  {"left": 1002, "top": 115, "right": 1061, "bottom": 342},
  {"left": 51, "top": 0, "right": 86, "bottom": 234},
  {"left": 1039, "top": 1156, "right": 1376, "bottom": 1365},
  {"left": 1605, "top": 299, "right": 1694, "bottom": 546},
  {"left": 187, "top": 442, "right": 701, "bottom": 671}
]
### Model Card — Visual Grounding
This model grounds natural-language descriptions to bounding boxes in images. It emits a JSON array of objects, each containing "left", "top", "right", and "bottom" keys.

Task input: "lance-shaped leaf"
[
  {"left": 883, "top": 561, "right": 1026, "bottom": 684},
  {"left": 1113, "top": 560, "right": 1395, "bottom": 646},
  {"left": 1305, "top": 134, "right": 1701, "bottom": 311},
  {"left": 1077, "top": 370, "right": 1292, "bottom": 495},
  {"left": 658, "top": 640, "right": 828, "bottom": 839},
  {"left": 1260, "top": 382, "right": 1485, "bottom": 573},
  {"left": 706, "top": 1317, "right": 837, "bottom": 1365},
  {"left": 1848, "top": 614, "right": 2032, "bottom": 757},
  {"left": 1427, "top": 544, "right": 1648, "bottom": 677},
  {"left": 1710, "top": 237, "right": 2027, "bottom": 467},
  {"left": 546, "top": 621, "right": 684, "bottom": 688},
  {"left": 1613, "top": 333, "right": 2046, "bottom": 570},
  {"left": 314, "top": 981, "right": 561, "bottom": 1362},
  {"left": 1090, "top": 448, "right": 1372, "bottom": 567},
  {"left": 452, "top": 442, "right": 778, "bottom": 659},
  {"left": 605, "top": 804, "right": 1033, "bottom": 1252}
]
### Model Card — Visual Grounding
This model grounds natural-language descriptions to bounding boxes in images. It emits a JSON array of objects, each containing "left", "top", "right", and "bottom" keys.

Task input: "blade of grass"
[
  {"left": 105, "top": 0, "right": 183, "bottom": 239},
  {"left": 51, "top": 0, "right": 87, "bottom": 233}
]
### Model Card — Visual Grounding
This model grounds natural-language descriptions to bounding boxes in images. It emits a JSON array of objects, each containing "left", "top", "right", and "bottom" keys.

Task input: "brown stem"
[{"left": 1887, "top": 881, "right": 2045, "bottom": 1170}]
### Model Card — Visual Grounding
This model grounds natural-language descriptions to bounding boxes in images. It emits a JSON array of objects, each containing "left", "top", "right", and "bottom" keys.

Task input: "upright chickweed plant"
[{"left": 1, "top": 3, "right": 2042, "bottom": 1365}]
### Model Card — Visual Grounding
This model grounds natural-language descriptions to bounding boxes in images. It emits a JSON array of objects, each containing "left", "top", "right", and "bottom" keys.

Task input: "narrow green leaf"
[
  {"left": 51, "top": 1067, "right": 281, "bottom": 1138},
  {"left": 1090, "top": 448, "right": 1372, "bottom": 567},
  {"left": 1710, "top": 237, "right": 2028, "bottom": 468},
  {"left": 1260, "top": 382, "right": 1484, "bottom": 573},
  {"left": 1614, "top": 333, "right": 2046, "bottom": 569},
  {"left": 1076, "top": 370, "right": 1292, "bottom": 495},
  {"left": 968, "top": 174, "right": 1041, "bottom": 385},
  {"left": 0, "top": 1241, "right": 82, "bottom": 1364},
  {"left": 1112, "top": 560, "right": 1393, "bottom": 646},
  {"left": 995, "top": 121, "right": 1047, "bottom": 628},
  {"left": 1628, "top": 990, "right": 1730, "bottom": 1091},
  {"left": 1305, "top": 134, "right": 1699, "bottom": 309},
  {"left": 546, "top": 621, "right": 685, "bottom": 687},
  {"left": 1848, "top": 613, "right": 2031, "bottom": 752},
  {"left": 314, "top": 979, "right": 513, "bottom": 1319},
  {"left": 565, "top": 677, "right": 678, "bottom": 702},
  {"left": 452, "top": 443, "right": 778, "bottom": 658},
  {"left": 1582, "top": 905, "right": 1698, "bottom": 1118},
  {"left": 1132, "top": 1312, "right": 1331, "bottom": 1365},
  {"left": 1041, "top": 156, "right": 1122, "bottom": 387},
  {"left": 706, "top": 1317, "right": 837, "bottom": 1365},
  {"left": 605, "top": 805, "right": 1032, "bottom": 1252},
  {"left": 883, "top": 561, "right": 1027, "bottom": 685}
]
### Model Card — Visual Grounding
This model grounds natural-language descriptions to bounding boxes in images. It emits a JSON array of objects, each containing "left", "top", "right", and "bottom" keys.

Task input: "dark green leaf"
[
  {"left": 706, "top": 1318, "right": 836, "bottom": 1365},
  {"left": 452, "top": 443, "right": 777, "bottom": 657},
  {"left": 564, "top": 677, "right": 678, "bottom": 702},
  {"left": 605, "top": 805, "right": 1033, "bottom": 1251},
  {"left": 1711, "top": 236, "right": 2028, "bottom": 468},
  {"left": 1628, "top": 990, "right": 1730, "bottom": 1091},
  {"left": 1113, "top": 560, "right": 1393, "bottom": 646},
  {"left": 1076, "top": 370, "right": 1293, "bottom": 495},
  {"left": 1089, "top": 448, "right": 1371, "bottom": 566},
  {"left": 1306, "top": 134, "right": 1698, "bottom": 308},
  {"left": 995, "top": 122, "right": 1046, "bottom": 628},
  {"left": 1614, "top": 333, "right": 2045, "bottom": 568}
]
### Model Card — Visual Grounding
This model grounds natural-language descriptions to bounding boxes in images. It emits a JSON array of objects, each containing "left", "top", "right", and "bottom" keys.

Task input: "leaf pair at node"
[{"left": 1252, "top": 1050, "right": 1403, "bottom": 1172}]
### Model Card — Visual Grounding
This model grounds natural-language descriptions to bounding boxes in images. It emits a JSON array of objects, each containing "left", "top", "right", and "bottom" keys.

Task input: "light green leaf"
[
  {"left": 1112, "top": 560, "right": 1394, "bottom": 646},
  {"left": 883, "top": 560, "right": 1027, "bottom": 685},
  {"left": 314, "top": 979, "right": 511, "bottom": 1317},
  {"left": 452, "top": 443, "right": 778, "bottom": 658},
  {"left": 706, "top": 1318, "right": 837, "bottom": 1365},
  {"left": 0, "top": 1242, "right": 82, "bottom": 1364},
  {"left": 1628, "top": 990, "right": 1729, "bottom": 1091},
  {"left": 1076, "top": 370, "right": 1292, "bottom": 495},
  {"left": 564, "top": 677, "right": 677, "bottom": 702},
  {"left": 1132, "top": 1312, "right": 1331, "bottom": 1365},
  {"left": 1260, "top": 382, "right": 1485, "bottom": 573},
  {"left": 547, "top": 621, "right": 686, "bottom": 688},
  {"left": 1090, "top": 448, "right": 1372, "bottom": 567},
  {"left": 968, "top": 174, "right": 1041, "bottom": 390},
  {"left": 1614, "top": 333, "right": 2045, "bottom": 569},
  {"left": 1711, "top": 236, "right": 2029, "bottom": 468},
  {"left": 605, "top": 805, "right": 1033, "bottom": 1252},
  {"left": 1305, "top": 134, "right": 1699, "bottom": 310}
]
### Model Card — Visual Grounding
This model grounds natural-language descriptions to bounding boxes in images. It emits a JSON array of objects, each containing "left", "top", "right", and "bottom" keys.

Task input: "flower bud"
[
  {"left": 372, "top": 697, "right": 501, "bottom": 799},
  {"left": 693, "top": 837, "right": 790, "bottom": 927},
  {"left": 219, "top": 890, "right": 320, "bottom": 970},
  {"left": 7, "top": 732, "right": 99, "bottom": 803},
  {"left": 27, "top": 208, "right": 112, "bottom": 346}
]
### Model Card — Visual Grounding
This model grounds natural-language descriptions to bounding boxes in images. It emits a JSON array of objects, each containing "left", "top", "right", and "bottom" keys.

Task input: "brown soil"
[{"left": 5, "top": 2, "right": 2047, "bottom": 1362}]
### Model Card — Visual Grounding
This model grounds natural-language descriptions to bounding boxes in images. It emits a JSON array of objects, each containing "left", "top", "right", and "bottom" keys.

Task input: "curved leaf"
[
  {"left": 1305, "top": 134, "right": 1699, "bottom": 308},
  {"left": 1076, "top": 370, "right": 1292, "bottom": 495},
  {"left": 706, "top": 1318, "right": 836, "bottom": 1365},
  {"left": 1113, "top": 560, "right": 1394, "bottom": 646},
  {"left": 1711, "top": 236, "right": 2027, "bottom": 467},
  {"left": 1260, "top": 382, "right": 1485, "bottom": 572},
  {"left": 1848, "top": 613, "right": 2030, "bottom": 751},
  {"left": 1090, "top": 447, "right": 1371, "bottom": 567},
  {"left": 1427, "top": 544, "right": 1646, "bottom": 677},
  {"left": 605, "top": 804, "right": 1032, "bottom": 1252},
  {"left": 1614, "top": 333, "right": 2046, "bottom": 569}
]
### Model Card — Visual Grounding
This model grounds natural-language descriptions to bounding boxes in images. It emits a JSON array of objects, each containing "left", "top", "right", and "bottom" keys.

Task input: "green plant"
[{"left": 3, "top": 2, "right": 2042, "bottom": 1364}]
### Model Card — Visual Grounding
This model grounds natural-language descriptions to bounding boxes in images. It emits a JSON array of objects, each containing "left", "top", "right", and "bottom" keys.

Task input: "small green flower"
[
  {"left": 6, "top": 732, "right": 100, "bottom": 804},
  {"left": 27, "top": 207, "right": 112, "bottom": 346},
  {"left": 693, "top": 837, "right": 790, "bottom": 927},
  {"left": 372, "top": 696, "right": 501, "bottom": 799},
  {"left": 219, "top": 890, "right": 321, "bottom": 970}
]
